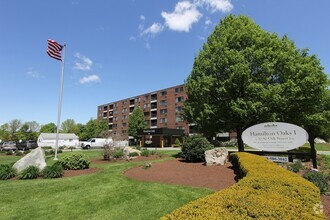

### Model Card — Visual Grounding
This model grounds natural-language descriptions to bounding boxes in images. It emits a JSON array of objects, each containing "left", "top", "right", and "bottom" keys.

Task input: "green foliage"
[
  {"left": 141, "top": 149, "right": 150, "bottom": 157},
  {"left": 39, "top": 123, "right": 57, "bottom": 133},
  {"left": 162, "top": 153, "right": 326, "bottom": 219},
  {"left": 181, "top": 135, "right": 214, "bottom": 162},
  {"left": 43, "top": 162, "right": 64, "bottom": 179},
  {"left": 19, "top": 166, "right": 39, "bottom": 180},
  {"left": 6, "top": 151, "right": 13, "bottom": 155},
  {"left": 59, "top": 153, "right": 90, "bottom": 170},
  {"left": 128, "top": 107, "right": 147, "bottom": 139},
  {"left": 61, "top": 119, "right": 78, "bottom": 134},
  {"left": 0, "top": 164, "right": 17, "bottom": 180},
  {"left": 174, "top": 138, "right": 182, "bottom": 147},
  {"left": 113, "top": 149, "right": 124, "bottom": 159},
  {"left": 128, "top": 152, "right": 139, "bottom": 157},
  {"left": 184, "top": 14, "right": 330, "bottom": 137},
  {"left": 303, "top": 171, "right": 329, "bottom": 194},
  {"left": 15, "top": 151, "right": 23, "bottom": 156},
  {"left": 287, "top": 160, "right": 303, "bottom": 173}
]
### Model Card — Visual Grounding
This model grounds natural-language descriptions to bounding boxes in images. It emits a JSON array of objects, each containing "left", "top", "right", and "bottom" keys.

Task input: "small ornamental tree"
[{"left": 128, "top": 107, "right": 147, "bottom": 140}]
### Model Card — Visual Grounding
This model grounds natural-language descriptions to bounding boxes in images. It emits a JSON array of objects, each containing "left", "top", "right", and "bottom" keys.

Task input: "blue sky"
[{"left": 0, "top": 0, "right": 329, "bottom": 126}]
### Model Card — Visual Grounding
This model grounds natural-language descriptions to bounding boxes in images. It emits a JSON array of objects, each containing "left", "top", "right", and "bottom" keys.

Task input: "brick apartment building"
[{"left": 97, "top": 84, "right": 197, "bottom": 147}]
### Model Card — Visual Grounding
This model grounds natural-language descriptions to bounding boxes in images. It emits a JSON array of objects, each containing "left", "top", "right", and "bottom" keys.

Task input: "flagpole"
[{"left": 54, "top": 43, "right": 66, "bottom": 160}]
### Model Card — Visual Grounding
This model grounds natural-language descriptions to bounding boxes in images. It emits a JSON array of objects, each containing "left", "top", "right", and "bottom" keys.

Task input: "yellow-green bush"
[{"left": 161, "top": 152, "right": 326, "bottom": 220}]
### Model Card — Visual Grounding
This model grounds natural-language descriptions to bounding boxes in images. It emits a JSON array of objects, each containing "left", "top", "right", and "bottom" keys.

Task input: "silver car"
[{"left": 2, "top": 141, "right": 17, "bottom": 151}]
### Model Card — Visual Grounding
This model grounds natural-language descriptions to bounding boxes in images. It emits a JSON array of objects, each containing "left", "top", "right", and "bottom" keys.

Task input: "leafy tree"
[
  {"left": 96, "top": 119, "right": 108, "bottom": 138},
  {"left": 8, "top": 119, "right": 22, "bottom": 134},
  {"left": 84, "top": 118, "right": 98, "bottom": 139},
  {"left": 185, "top": 15, "right": 329, "bottom": 151},
  {"left": 61, "top": 119, "right": 78, "bottom": 133},
  {"left": 128, "top": 107, "right": 147, "bottom": 139},
  {"left": 40, "top": 123, "right": 57, "bottom": 133},
  {"left": 25, "top": 121, "right": 40, "bottom": 132},
  {"left": 76, "top": 123, "right": 88, "bottom": 140}
]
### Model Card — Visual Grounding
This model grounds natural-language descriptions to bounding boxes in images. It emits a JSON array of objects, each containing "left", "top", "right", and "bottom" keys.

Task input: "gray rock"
[
  {"left": 123, "top": 146, "right": 141, "bottom": 156},
  {"left": 13, "top": 147, "right": 46, "bottom": 172},
  {"left": 205, "top": 147, "right": 228, "bottom": 166}
]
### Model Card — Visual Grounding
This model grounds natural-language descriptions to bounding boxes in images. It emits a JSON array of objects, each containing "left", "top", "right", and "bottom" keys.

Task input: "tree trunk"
[
  {"left": 307, "top": 125, "right": 318, "bottom": 169},
  {"left": 236, "top": 126, "right": 245, "bottom": 152}
]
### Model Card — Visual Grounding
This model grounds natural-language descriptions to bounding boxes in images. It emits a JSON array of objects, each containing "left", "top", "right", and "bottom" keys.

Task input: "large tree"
[
  {"left": 128, "top": 107, "right": 147, "bottom": 139},
  {"left": 61, "top": 119, "right": 78, "bottom": 133},
  {"left": 40, "top": 123, "right": 57, "bottom": 133},
  {"left": 185, "top": 15, "right": 329, "bottom": 151}
]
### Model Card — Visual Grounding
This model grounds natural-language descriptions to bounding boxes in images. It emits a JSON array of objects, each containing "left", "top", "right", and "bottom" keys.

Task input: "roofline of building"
[{"left": 98, "top": 83, "right": 185, "bottom": 107}]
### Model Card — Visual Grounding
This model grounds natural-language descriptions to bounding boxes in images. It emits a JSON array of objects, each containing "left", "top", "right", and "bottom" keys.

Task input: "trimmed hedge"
[{"left": 161, "top": 152, "right": 326, "bottom": 220}]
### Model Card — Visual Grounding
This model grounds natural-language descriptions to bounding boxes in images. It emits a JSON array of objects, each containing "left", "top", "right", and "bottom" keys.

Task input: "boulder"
[
  {"left": 13, "top": 147, "right": 46, "bottom": 172},
  {"left": 123, "top": 146, "right": 141, "bottom": 156},
  {"left": 205, "top": 147, "right": 228, "bottom": 166},
  {"left": 315, "top": 137, "right": 327, "bottom": 144}
]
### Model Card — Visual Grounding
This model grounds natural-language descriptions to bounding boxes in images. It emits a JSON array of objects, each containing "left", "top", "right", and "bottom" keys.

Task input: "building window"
[
  {"left": 176, "top": 126, "right": 185, "bottom": 130},
  {"left": 151, "top": 93, "right": 157, "bottom": 101},
  {"left": 135, "top": 97, "right": 141, "bottom": 102},
  {"left": 175, "top": 96, "right": 184, "bottom": 103},
  {"left": 114, "top": 117, "right": 118, "bottom": 121},
  {"left": 144, "top": 95, "right": 149, "bottom": 101},
  {"left": 175, "top": 106, "right": 183, "bottom": 113},
  {"left": 151, "top": 102, "right": 157, "bottom": 109},
  {"left": 175, "top": 87, "right": 184, "bottom": 93},
  {"left": 160, "top": 118, "right": 167, "bottom": 123},
  {"left": 122, "top": 115, "right": 127, "bottom": 120},
  {"left": 122, "top": 100, "right": 127, "bottom": 105},
  {"left": 113, "top": 110, "right": 118, "bottom": 115},
  {"left": 122, "top": 108, "right": 127, "bottom": 113},
  {"left": 176, "top": 116, "right": 184, "bottom": 122},
  {"left": 122, "top": 123, "right": 127, "bottom": 127},
  {"left": 103, "top": 105, "right": 108, "bottom": 111},
  {"left": 160, "top": 100, "right": 167, "bottom": 106},
  {"left": 144, "top": 103, "right": 150, "bottom": 108},
  {"left": 160, "top": 91, "right": 167, "bottom": 96},
  {"left": 160, "top": 109, "right": 167, "bottom": 114}
]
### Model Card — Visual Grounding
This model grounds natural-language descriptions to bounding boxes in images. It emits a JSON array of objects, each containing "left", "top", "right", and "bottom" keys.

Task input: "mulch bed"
[{"left": 124, "top": 158, "right": 237, "bottom": 191}]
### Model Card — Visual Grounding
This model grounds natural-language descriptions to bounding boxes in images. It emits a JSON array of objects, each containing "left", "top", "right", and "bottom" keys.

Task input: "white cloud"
[
  {"left": 74, "top": 52, "right": 93, "bottom": 71},
  {"left": 141, "top": 23, "right": 164, "bottom": 36},
  {"left": 205, "top": 17, "right": 212, "bottom": 26},
  {"left": 79, "top": 75, "right": 100, "bottom": 84},
  {"left": 195, "top": 0, "right": 233, "bottom": 13},
  {"left": 26, "top": 68, "right": 42, "bottom": 78},
  {"left": 140, "top": 15, "right": 145, "bottom": 21},
  {"left": 129, "top": 36, "right": 136, "bottom": 41},
  {"left": 161, "top": 1, "right": 202, "bottom": 32}
]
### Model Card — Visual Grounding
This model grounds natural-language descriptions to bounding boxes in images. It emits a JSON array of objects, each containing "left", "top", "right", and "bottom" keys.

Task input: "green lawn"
[{"left": 0, "top": 150, "right": 212, "bottom": 220}]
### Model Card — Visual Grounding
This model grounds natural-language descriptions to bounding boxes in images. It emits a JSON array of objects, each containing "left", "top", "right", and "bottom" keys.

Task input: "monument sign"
[{"left": 242, "top": 122, "right": 309, "bottom": 151}]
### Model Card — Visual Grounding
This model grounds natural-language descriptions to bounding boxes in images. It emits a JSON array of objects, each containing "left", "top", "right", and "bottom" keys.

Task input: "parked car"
[
  {"left": 2, "top": 141, "right": 17, "bottom": 151},
  {"left": 17, "top": 140, "right": 38, "bottom": 151}
]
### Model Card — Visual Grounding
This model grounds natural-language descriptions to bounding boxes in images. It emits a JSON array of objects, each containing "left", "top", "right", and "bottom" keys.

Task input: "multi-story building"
[{"left": 97, "top": 84, "right": 196, "bottom": 146}]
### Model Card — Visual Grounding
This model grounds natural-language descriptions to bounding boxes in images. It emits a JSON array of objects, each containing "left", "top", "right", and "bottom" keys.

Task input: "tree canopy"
[
  {"left": 128, "top": 107, "right": 147, "bottom": 139},
  {"left": 185, "top": 15, "right": 329, "bottom": 146}
]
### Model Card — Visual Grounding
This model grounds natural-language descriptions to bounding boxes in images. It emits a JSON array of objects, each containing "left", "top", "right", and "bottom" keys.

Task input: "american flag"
[{"left": 47, "top": 39, "right": 63, "bottom": 61}]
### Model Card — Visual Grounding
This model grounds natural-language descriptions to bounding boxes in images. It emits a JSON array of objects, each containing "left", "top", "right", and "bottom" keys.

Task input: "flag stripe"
[{"left": 47, "top": 39, "right": 63, "bottom": 61}]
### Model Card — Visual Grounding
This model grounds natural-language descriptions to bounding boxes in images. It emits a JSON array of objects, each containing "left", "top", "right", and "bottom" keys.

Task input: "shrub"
[
  {"left": 141, "top": 149, "right": 150, "bottom": 157},
  {"left": 113, "top": 149, "right": 124, "bottom": 159},
  {"left": 128, "top": 152, "right": 139, "bottom": 157},
  {"left": 287, "top": 160, "right": 303, "bottom": 173},
  {"left": 161, "top": 153, "right": 326, "bottom": 219},
  {"left": 19, "top": 166, "right": 39, "bottom": 180},
  {"left": 181, "top": 135, "right": 214, "bottom": 162},
  {"left": 59, "top": 153, "right": 90, "bottom": 170},
  {"left": 15, "top": 151, "right": 23, "bottom": 156},
  {"left": 43, "top": 162, "right": 64, "bottom": 179},
  {"left": 303, "top": 171, "right": 329, "bottom": 194},
  {"left": 0, "top": 164, "right": 17, "bottom": 180},
  {"left": 6, "top": 151, "right": 13, "bottom": 155},
  {"left": 173, "top": 138, "right": 182, "bottom": 147}
]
